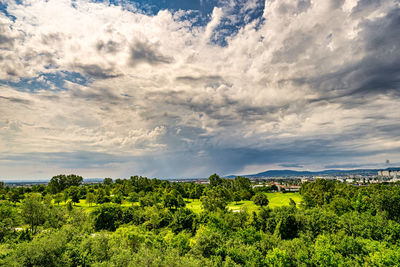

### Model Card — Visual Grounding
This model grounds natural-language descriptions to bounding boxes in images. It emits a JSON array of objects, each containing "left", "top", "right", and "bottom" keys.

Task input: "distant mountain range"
[{"left": 225, "top": 167, "right": 400, "bottom": 178}]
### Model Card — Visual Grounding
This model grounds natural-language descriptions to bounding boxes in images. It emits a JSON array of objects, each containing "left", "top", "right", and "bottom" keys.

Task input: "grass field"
[
  {"left": 53, "top": 192, "right": 302, "bottom": 214},
  {"left": 185, "top": 192, "right": 302, "bottom": 213}
]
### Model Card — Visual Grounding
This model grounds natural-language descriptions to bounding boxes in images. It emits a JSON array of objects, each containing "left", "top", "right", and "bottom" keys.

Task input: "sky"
[{"left": 0, "top": 0, "right": 400, "bottom": 180}]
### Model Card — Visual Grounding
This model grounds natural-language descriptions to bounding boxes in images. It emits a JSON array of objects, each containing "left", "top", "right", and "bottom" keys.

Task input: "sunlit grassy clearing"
[
  {"left": 265, "top": 192, "right": 302, "bottom": 208},
  {"left": 185, "top": 192, "right": 302, "bottom": 213}
]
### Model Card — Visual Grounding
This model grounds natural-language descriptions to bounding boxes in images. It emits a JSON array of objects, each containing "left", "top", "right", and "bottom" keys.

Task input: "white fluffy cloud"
[{"left": 0, "top": 0, "right": 400, "bottom": 179}]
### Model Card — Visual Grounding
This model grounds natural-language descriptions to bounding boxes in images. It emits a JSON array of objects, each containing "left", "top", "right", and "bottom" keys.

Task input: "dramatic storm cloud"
[{"left": 0, "top": 0, "right": 399, "bottom": 179}]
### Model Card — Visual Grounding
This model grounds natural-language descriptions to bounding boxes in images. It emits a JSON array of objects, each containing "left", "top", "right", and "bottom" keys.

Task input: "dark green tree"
[
  {"left": 252, "top": 193, "right": 269, "bottom": 207},
  {"left": 209, "top": 173, "right": 223, "bottom": 187},
  {"left": 201, "top": 186, "right": 230, "bottom": 212},
  {"left": 103, "top": 178, "right": 113, "bottom": 185},
  {"left": 92, "top": 203, "right": 123, "bottom": 231},
  {"left": 68, "top": 186, "right": 80, "bottom": 205}
]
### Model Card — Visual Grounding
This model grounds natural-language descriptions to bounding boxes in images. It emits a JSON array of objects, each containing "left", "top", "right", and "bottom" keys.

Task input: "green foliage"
[
  {"left": 68, "top": 186, "right": 80, "bottom": 204},
  {"left": 209, "top": 173, "right": 223, "bottom": 188},
  {"left": 312, "top": 235, "right": 344, "bottom": 266},
  {"left": 3, "top": 227, "right": 73, "bottom": 266},
  {"left": 92, "top": 203, "right": 124, "bottom": 231},
  {"left": 265, "top": 248, "right": 292, "bottom": 267},
  {"left": 201, "top": 186, "right": 230, "bottom": 212},
  {"left": 2, "top": 176, "right": 400, "bottom": 266},
  {"left": 170, "top": 208, "right": 198, "bottom": 233},
  {"left": 95, "top": 188, "right": 110, "bottom": 204},
  {"left": 273, "top": 206, "right": 300, "bottom": 239},
  {"left": 300, "top": 179, "right": 337, "bottom": 207},
  {"left": 190, "top": 226, "right": 224, "bottom": 258},
  {"left": 252, "top": 193, "right": 269, "bottom": 207},
  {"left": 48, "top": 174, "right": 83, "bottom": 194},
  {"left": 0, "top": 201, "right": 19, "bottom": 242},
  {"left": 163, "top": 192, "right": 185, "bottom": 210},
  {"left": 21, "top": 193, "right": 47, "bottom": 234},
  {"left": 104, "top": 177, "right": 113, "bottom": 185},
  {"left": 86, "top": 192, "right": 95, "bottom": 206}
]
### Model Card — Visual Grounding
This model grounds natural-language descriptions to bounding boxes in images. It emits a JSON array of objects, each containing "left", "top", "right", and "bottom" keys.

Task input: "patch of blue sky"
[
  {"left": 0, "top": 71, "right": 87, "bottom": 92},
  {"left": 89, "top": 0, "right": 213, "bottom": 15},
  {"left": 0, "top": 1, "right": 16, "bottom": 21},
  {"left": 88, "top": 0, "right": 265, "bottom": 46},
  {"left": 211, "top": 0, "right": 265, "bottom": 46}
]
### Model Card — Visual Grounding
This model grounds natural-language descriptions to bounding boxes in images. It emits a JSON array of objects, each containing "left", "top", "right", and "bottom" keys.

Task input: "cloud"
[
  {"left": 73, "top": 63, "right": 122, "bottom": 79},
  {"left": 0, "top": 0, "right": 399, "bottom": 179},
  {"left": 129, "top": 39, "right": 173, "bottom": 66}
]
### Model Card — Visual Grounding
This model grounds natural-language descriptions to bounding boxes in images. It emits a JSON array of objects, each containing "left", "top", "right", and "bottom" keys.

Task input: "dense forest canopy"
[{"left": 1, "top": 175, "right": 400, "bottom": 266}]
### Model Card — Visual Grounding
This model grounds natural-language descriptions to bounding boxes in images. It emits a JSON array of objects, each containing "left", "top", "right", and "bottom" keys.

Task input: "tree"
[
  {"left": 265, "top": 248, "right": 292, "bottom": 267},
  {"left": 252, "top": 193, "right": 269, "bottom": 207},
  {"left": 176, "top": 195, "right": 186, "bottom": 209},
  {"left": 86, "top": 192, "right": 95, "bottom": 207},
  {"left": 92, "top": 203, "right": 123, "bottom": 231},
  {"left": 66, "top": 174, "right": 83, "bottom": 187},
  {"left": 48, "top": 175, "right": 67, "bottom": 194},
  {"left": 234, "top": 176, "right": 252, "bottom": 193},
  {"left": 163, "top": 193, "right": 178, "bottom": 210},
  {"left": 22, "top": 193, "right": 47, "bottom": 234},
  {"left": 111, "top": 194, "right": 122, "bottom": 204},
  {"left": 68, "top": 186, "right": 80, "bottom": 205},
  {"left": 7, "top": 189, "right": 23, "bottom": 203},
  {"left": 127, "top": 192, "right": 139, "bottom": 205},
  {"left": 54, "top": 193, "right": 63, "bottom": 205},
  {"left": 273, "top": 207, "right": 299, "bottom": 239},
  {"left": 200, "top": 186, "right": 229, "bottom": 212},
  {"left": 103, "top": 178, "right": 113, "bottom": 185},
  {"left": 233, "top": 192, "right": 241, "bottom": 204},
  {"left": 170, "top": 208, "right": 198, "bottom": 233},
  {"left": 43, "top": 194, "right": 53, "bottom": 206},
  {"left": 0, "top": 201, "right": 19, "bottom": 242},
  {"left": 209, "top": 173, "right": 223, "bottom": 187},
  {"left": 95, "top": 188, "right": 110, "bottom": 204},
  {"left": 48, "top": 174, "right": 83, "bottom": 194},
  {"left": 63, "top": 190, "right": 69, "bottom": 203}
]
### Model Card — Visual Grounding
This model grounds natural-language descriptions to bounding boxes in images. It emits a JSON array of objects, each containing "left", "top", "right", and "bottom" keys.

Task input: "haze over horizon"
[{"left": 1, "top": 0, "right": 400, "bottom": 180}]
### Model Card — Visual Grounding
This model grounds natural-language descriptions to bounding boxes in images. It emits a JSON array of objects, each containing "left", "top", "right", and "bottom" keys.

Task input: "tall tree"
[
  {"left": 22, "top": 193, "right": 47, "bottom": 234},
  {"left": 252, "top": 193, "right": 269, "bottom": 207},
  {"left": 209, "top": 173, "right": 223, "bottom": 188}
]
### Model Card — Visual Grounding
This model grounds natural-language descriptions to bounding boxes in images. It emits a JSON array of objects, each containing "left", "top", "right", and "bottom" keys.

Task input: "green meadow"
[{"left": 185, "top": 192, "right": 302, "bottom": 213}]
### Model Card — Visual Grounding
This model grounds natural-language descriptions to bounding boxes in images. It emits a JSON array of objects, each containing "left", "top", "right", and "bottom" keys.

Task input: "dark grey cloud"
[
  {"left": 277, "top": 0, "right": 311, "bottom": 15},
  {"left": 351, "top": 0, "right": 382, "bottom": 18},
  {"left": 96, "top": 40, "right": 120, "bottom": 54},
  {"left": 313, "top": 7, "right": 399, "bottom": 100},
  {"left": 0, "top": 95, "right": 30, "bottom": 104},
  {"left": 176, "top": 75, "right": 224, "bottom": 85},
  {"left": 0, "top": 23, "right": 15, "bottom": 50},
  {"left": 129, "top": 40, "right": 173, "bottom": 66},
  {"left": 70, "top": 86, "right": 123, "bottom": 103},
  {"left": 143, "top": 88, "right": 283, "bottom": 127},
  {"left": 280, "top": 163, "right": 304, "bottom": 168},
  {"left": 74, "top": 64, "right": 122, "bottom": 79},
  {"left": 0, "top": 33, "right": 13, "bottom": 48},
  {"left": 324, "top": 163, "right": 374, "bottom": 169},
  {"left": 41, "top": 33, "right": 63, "bottom": 46},
  {"left": 0, "top": 151, "right": 129, "bottom": 169}
]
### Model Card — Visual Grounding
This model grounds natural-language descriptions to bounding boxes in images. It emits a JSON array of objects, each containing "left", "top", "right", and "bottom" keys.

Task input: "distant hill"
[{"left": 226, "top": 167, "right": 400, "bottom": 178}]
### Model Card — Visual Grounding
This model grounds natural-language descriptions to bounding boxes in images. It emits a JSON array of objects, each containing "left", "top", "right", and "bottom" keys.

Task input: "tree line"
[{"left": 1, "top": 175, "right": 400, "bottom": 266}]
